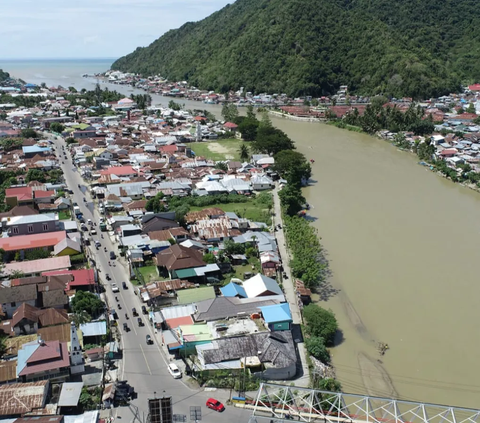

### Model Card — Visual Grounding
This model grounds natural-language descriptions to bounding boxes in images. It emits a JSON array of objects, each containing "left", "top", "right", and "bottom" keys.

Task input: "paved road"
[
  {"left": 53, "top": 136, "right": 252, "bottom": 423},
  {"left": 272, "top": 185, "right": 310, "bottom": 388}
]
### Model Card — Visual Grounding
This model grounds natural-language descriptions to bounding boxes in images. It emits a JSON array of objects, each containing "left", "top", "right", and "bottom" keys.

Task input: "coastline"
[{"left": 268, "top": 110, "right": 324, "bottom": 122}]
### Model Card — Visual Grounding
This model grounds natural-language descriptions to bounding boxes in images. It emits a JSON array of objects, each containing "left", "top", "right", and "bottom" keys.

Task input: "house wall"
[
  {"left": 14, "top": 321, "right": 38, "bottom": 336},
  {"left": 254, "top": 362, "right": 296, "bottom": 381},
  {"left": 8, "top": 220, "right": 58, "bottom": 236},
  {"left": 269, "top": 321, "right": 291, "bottom": 331},
  {"left": 2, "top": 299, "right": 36, "bottom": 319},
  {"left": 56, "top": 246, "right": 80, "bottom": 257},
  {"left": 23, "top": 367, "right": 69, "bottom": 383},
  {"left": 252, "top": 183, "right": 272, "bottom": 190}
]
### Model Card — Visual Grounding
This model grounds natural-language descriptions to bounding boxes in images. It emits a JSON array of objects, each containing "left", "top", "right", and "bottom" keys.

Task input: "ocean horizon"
[{"left": 0, "top": 58, "right": 116, "bottom": 90}]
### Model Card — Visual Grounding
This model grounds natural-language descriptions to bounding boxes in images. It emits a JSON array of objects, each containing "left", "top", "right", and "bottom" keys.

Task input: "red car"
[{"left": 206, "top": 398, "right": 225, "bottom": 412}]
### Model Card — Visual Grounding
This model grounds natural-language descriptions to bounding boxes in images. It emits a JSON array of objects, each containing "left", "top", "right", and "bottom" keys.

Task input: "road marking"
[{"left": 139, "top": 344, "right": 152, "bottom": 375}]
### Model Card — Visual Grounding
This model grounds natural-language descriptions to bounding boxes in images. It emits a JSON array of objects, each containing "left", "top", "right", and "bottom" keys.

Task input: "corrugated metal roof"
[
  {"left": 80, "top": 321, "right": 107, "bottom": 337},
  {"left": 58, "top": 382, "right": 83, "bottom": 407}
]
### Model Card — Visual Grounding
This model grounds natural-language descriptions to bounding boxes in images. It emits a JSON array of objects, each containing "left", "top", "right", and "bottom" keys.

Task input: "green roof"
[
  {"left": 177, "top": 286, "right": 216, "bottom": 305},
  {"left": 174, "top": 268, "right": 197, "bottom": 279},
  {"left": 72, "top": 123, "right": 90, "bottom": 130},
  {"left": 179, "top": 324, "right": 213, "bottom": 342}
]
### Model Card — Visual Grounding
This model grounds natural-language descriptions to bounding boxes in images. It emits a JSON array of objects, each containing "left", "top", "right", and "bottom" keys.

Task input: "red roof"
[
  {"left": 194, "top": 116, "right": 204, "bottom": 121},
  {"left": 34, "top": 190, "right": 55, "bottom": 199},
  {"left": 440, "top": 148, "right": 458, "bottom": 156},
  {"left": 100, "top": 165, "right": 137, "bottom": 176},
  {"left": 42, "top": 269, "right": 95, "bottom": 289},
  {"left": 19, "top": 340, "right": 70, "bottom": 376},
  {"left": 224, "top": 122, "right": 238, "bottom": 129},
  {"left": 0, "top": 231, "right": 66, "bottom": 252},
  {"left": 165, "top": 316, "right": 193, "bottom": 329},
  {"left": 160, "top": 145, "right": 178, "bottom": 153},
  {"left": 5, "top": 186, "right": 32, "bottom": 201},
  {"left": 453, "top": 113, "right": 477, "bottom": 121},
  {"left": 468, "top": 84, "right": 480, "bottom": 92}
]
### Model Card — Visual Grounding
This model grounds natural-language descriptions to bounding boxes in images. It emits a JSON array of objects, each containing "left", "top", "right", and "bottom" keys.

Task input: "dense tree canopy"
[
  {"left": 274, "top": 150, "right": 311, "bottom": 186},
  {"left": 303, "top": 304, "right": 338, "bottom": 346},
  {"left": 71, "top": 291, "right": 104, "bottom": 319},
  {"left": 111, "top": 0, "right": 479, "bottom": 98}
]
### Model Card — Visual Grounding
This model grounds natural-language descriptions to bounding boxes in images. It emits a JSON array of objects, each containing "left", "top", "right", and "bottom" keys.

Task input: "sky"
[{"left": 0, "top": 0, "right": 232, "bottom": 59}]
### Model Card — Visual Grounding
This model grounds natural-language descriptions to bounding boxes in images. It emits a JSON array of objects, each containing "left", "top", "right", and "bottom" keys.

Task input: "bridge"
[{"left": 247, "top": 383, "right": 480, "bottom": 423}]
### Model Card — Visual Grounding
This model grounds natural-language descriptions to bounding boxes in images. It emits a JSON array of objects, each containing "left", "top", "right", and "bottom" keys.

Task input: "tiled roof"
[
  {"left": 4, "top": 256, "right": 71, "bottom": 276},
  {"left": 19, "top": 340, "right": 70, "bottom": 376},
  {"left": 0, "top": 231, "right": 66, "bottom": 252},
  {"left": 11, "top": 303, "right": 39, "bottom": 327},
  {"left": 33, "top": 190, "right": 55, "bottom": 198},
  {"left": 155, "top": 244, "right": 205, "bottom": 271},
  {"left": 36, "top": 308, "right": 69, "bottom": 327}
]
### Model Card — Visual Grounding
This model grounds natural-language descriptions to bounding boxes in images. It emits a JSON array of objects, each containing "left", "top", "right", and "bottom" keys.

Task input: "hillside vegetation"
[
  {"left": 112, "top": 0, "right": 480, "bottom": 99},
  {"left": 0, "top": 69, "right": 10, "bottom": 82}
]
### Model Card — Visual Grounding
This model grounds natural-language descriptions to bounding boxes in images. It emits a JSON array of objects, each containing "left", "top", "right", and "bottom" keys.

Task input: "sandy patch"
[{"left": 207, "top": 142, "right": 234, "bottom": 159}]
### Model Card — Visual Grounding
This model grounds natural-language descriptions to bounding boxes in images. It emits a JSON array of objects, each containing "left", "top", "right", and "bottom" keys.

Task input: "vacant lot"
[
  {"left": 189, "top": 195, "right": 272, "bottom": 225},
  {"left": 190, "top": 139, "right": 244, "bottom": 161}
]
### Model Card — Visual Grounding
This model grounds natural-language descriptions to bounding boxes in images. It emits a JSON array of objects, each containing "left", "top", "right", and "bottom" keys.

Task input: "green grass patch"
[
  {"left": 138, "top": 265, "right": 160, "bottom": 283},
  {"left": 190, "top": 138, "right": 244, "bottom": 161},
  {"left": 58, "top": 210, "right": 71, "bottom": 220},
  {"left": 189, "top": 196, "right": 273, "bottom": 225}
]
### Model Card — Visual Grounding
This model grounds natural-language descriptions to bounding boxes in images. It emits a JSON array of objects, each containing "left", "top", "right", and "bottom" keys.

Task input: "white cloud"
[{"left": 0, "top": 0, "right": 232, "bottom": 58}]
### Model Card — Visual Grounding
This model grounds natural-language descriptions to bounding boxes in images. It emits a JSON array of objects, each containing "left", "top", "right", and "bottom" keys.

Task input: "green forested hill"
[
  {"left": 0, "top": 70, "right": 10, "bottom": 82},
  {"left": 111, "top": 0, "right": 480, "bottom": 98}
]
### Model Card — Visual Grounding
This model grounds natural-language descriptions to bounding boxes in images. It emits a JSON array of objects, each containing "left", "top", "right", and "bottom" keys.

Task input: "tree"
[
  {"left": 26, "top": 169, "right": 46, "bottom": 183},
  {"left": 145, "top": 192, "right": 165, "bottom": 213},
  {"left": 203, "top": 253, "right": 216, "bottom": 264},
  {"left": 68, "top": 86, "right": 77, "bottom": 93},
  {"left": 238, "top": 118, "right": 259, "bottom": 141},
  {"left": 278, "top": 184, "right": 305, "bottom": 216},
  {"left": 466, "top": 103, "right": 476, "bottom": 114},
  {"left": 9, "top": 270, "right": 25, "bottom": 279},
  {"left": 258, "top": 111, "right": 272, "bottom": 129},
  {"left": 50, "top": 122, "right": 65, "bottom": 133},
  {"left": 239, "top": 143, "right": 250, "bottom": 161},
  {"left": 65, "top": 137, "right": 76, "bottom": 144},
  {"left": 253, "top": 125, "right": 295, "bottom": 155},
  {"left": 246, "top": 104, "right": 256, "bottom": 120},
  {"left": 303, "top": 304, "right": 338, "bottom": 346},
  {"left": 21, "top": 128, "right": 37, "bottom": 139},
  {"left": 25, "top": 249, "right": 51, "bottom": 260},
  {"left": 215, "top": 162, "right": 228, "bottom": 172},
  {"left": 71, "top": 291, "right": 104, "bottom": 318},
  {"left": 305, "top": 336, "right": 331, "bottom": 363},
  {"left": 221, "top": 103, "right": 239, "bottom": 122},
  {"left": 223, "top": 239, "right": 246, "bottom": 255},
  {"left": 274, "top": 150, "right": 311, "bottom": 186}
]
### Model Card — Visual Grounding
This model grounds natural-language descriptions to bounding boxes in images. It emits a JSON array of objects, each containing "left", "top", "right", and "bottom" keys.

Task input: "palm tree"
[
  {"left": 239, "top": 144, "right": 249, "bottom": 162},
  {"left": 70, "top": 310, "right": 91, "bottom": 327}
]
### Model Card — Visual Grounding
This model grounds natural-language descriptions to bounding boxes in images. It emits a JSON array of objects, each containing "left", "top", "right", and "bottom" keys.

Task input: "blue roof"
[
  {"left": 220, "top": 282, "right": 247, "bottom": 298},
  {"left": 80, "top": 321, "right": 107, "bottom": 337},
  {"left": 260, "top": 303, "right": 293, "bottom": 323},
  {"left": 22, "top": 146, "right": 51, "bottom": 154},
  {"left": 25, "top": 83, "right": 37, "bottom": 88},
  {"left": 16, "top": 341, "right": 39, "bottom": 377}
]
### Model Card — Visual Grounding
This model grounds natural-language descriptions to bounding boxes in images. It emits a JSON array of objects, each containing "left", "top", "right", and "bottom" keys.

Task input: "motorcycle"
[
  {"left": 115, "top": 296, "right": 119, "bottom": 302},
  {"left": 101, "top": 234, "right": 104, "bottom": 239},
  {"left": 125, "top": 313, "right": 129, "bottom": 320},
  {"left": 118, "top": 303, "right": 122, "bottom": 310},
  {"left": 104, "top": 247, "right": 107, "bottom": 252}
]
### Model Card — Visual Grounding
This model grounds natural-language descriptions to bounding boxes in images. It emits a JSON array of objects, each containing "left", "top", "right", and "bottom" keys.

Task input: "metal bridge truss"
[{"left": 248, "top": 383, "right": 480, "bottom": 423}]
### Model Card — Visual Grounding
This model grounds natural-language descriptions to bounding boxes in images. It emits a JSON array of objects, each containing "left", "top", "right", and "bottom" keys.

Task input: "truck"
[
  {"left": 73, "top": 206, "right": 82, "bottom": 218},
  {"left": 100, "top": 222, "right": 107, "bottom": 232}
]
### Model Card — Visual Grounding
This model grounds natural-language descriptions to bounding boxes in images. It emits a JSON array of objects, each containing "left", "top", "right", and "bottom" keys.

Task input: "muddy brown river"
[{"left": 271, "top": 117, "right": 480, "bottom": 408}]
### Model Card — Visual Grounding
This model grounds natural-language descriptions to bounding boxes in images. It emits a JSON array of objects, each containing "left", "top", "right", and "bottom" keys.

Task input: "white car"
[
  {"left": 167, "top": 363, "right": 182, "bottom": 379},
  {"left": 111, "top": 283, "right": 119, "bottom": 293}
]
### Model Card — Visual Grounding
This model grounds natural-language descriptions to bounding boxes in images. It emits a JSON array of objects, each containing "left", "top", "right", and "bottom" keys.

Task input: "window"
[
  {"left": 12, "top": 227, "right": 19, "bottom": 234},
  {"left": 27, "top": 225, "right": 34, "bottom": 233},
  {"left": 43, "top": 223, "right": 49, "bottom": 231},
  {"left": 11, "top": 302, "right": 16, "bottom": 307}
]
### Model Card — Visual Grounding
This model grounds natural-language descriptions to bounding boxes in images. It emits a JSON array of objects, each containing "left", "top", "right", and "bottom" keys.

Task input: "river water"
[{"left": 9, "top": 61, "right": 480, "bottom": 408}]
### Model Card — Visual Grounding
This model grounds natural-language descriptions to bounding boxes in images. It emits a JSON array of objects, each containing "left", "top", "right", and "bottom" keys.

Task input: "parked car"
[
  {"left": 132, "top": 308, "right": 138, "bottom": 316},
  {"left": 141, "top": 305, "right": 147, "bottom": 315},
  {"left": 110, "top": 251, "right": 116, "bottom": 260},
  {"left": 167, "top": 363, "right": 182, "bottom": 379},
  {"left": 111, "top": 283, "right": 119, "bottom": 293},
  {"left": 123, "top": 323, "right": 129, "bottom": 332},
  {"left": 206, "top": 398, "right": 225, "bottom": 412},
  {"left": 122, "top": 281, "right": 128, "bottom": 289},
  {"left": 137, "top": 317, "right": 144, "bottom": 327},
  {"left": 146, "top": 335, "right": 153, "bottom": 345}
]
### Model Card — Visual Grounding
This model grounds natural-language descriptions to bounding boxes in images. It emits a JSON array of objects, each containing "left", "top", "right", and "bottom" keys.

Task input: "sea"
[{"left": 0, "top": 58, "right": 116, "bottom": 91}]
